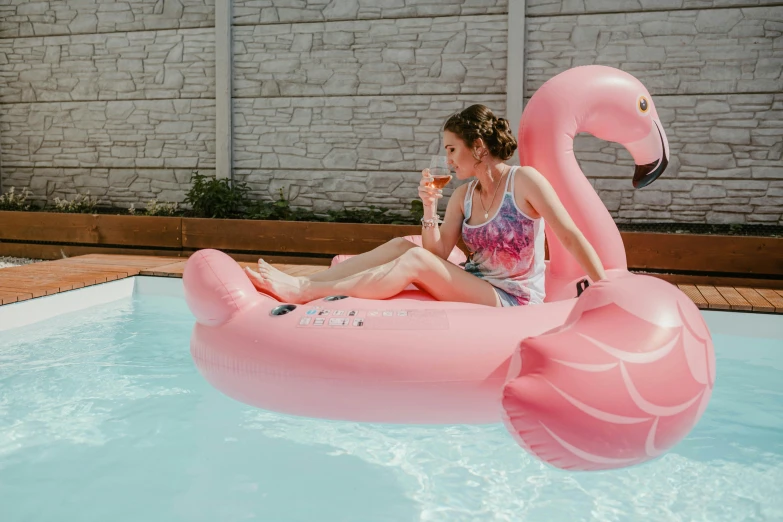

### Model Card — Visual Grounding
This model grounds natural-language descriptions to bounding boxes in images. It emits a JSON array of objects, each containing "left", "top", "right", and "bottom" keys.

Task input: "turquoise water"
[{"left": 0, "top": 295, "right": 782, "bottom": 522}]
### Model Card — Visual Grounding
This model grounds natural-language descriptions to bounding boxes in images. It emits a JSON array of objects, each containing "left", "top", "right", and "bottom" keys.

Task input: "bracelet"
[{"left": 421, "top": 217, "right": 438, "bottom": 229}]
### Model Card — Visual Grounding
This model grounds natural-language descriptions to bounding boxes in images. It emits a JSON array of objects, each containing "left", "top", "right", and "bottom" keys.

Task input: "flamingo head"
[
  {"left": 523, "top": 66, "right": 670, "bottom": 189},
  {"left": 577, "top": 67, "right": 670, "bottom": 188}
]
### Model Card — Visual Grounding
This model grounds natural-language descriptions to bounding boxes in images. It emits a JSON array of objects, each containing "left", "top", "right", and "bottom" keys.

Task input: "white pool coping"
[
  {"left": 0, "top": 276, "right": 781, "bottom": 338},
  {"left": 0, "top": 276, "right": 183, "bottom": 332}
]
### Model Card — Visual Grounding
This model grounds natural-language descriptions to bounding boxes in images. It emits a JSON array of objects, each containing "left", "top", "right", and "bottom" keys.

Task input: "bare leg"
[
  {"left": 290, "top": 237, "right": 417, "bottom": 283},
  {"left": 246, "top": 246, "right": 501, "bottom": 307}
]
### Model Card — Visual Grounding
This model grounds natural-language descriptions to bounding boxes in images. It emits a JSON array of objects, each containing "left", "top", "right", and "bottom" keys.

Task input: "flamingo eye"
[{"left": 638, "top": 96, "right": 649, "bottom": 113}]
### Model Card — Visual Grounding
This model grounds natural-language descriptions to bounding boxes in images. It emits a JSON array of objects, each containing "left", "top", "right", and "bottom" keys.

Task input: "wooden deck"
[{"left": 0, "top": 254, "right": 781, "bottom": 313}]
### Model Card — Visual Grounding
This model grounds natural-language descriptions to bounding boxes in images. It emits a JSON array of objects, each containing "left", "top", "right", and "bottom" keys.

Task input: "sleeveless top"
[{"left": 461, "top": 166, "right": 547, "bottom": 305}]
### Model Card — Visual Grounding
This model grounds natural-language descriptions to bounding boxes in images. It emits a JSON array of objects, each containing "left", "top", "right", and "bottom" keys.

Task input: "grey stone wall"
[
  {"left": 233, "top": 16, "right": 508, "bottom": 97},
  {"left": 0, "top": 29, "right": 215, "bottom": 103},
  {"left": 0, "top": 0, "right": 214, "bottom": 37},
  {"left": 526, "top": 1, "right": 782, "bottom": 224},
  {"left": 526, "top": 0, "right": 781, "bottom": 16},
  {"left": 0, "top": 1, "right": 216, "bottom": 206},
  {"left": 232, "top": 4, "right": 511, "bottom": 211},
  {"left": 0, "top": 0, "right": 780, "bottom": 224},
  {"left": 233, "top": 94, "right": 505, "bottom": 211},
  {"left": 233, "top": 0, "right": 508, "bottom": 24}
]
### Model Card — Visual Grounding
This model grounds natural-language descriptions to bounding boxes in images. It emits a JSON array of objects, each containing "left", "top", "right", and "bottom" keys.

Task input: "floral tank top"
[{"left": 461, "top": 166, "right": 546, "bottom": 305}]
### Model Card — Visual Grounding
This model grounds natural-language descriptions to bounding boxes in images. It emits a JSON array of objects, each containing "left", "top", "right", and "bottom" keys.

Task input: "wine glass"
[{"left": 428, "top": 156, "right": 452, "bottom": 223}]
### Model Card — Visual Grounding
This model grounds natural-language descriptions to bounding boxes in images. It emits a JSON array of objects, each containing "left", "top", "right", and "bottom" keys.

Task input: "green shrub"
[
  {"left": 245, "top": 188, "right": 318, "bottom": 222},
  {"left": 51, "top": 192, "right": 98, "bottom": 214},
  {"left": 408, "top": 199, "right": 424, "bottom": 223},
  {"left": 0, "top": 187, "right": 32, "bottom": 211},
  {"left": 324, "top": 205, "right": 410, "bottom": 225},
  {"left": 245, "top": 188, "right": 421, "bottom": 224},
  {"left": 183, "top": 173, "right": 250, "bottom": 219}
]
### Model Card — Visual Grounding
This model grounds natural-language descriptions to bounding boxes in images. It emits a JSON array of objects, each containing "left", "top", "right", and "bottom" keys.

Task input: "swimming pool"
[{"left": 0, "top": 278, "right": 781, "bottom": 522}]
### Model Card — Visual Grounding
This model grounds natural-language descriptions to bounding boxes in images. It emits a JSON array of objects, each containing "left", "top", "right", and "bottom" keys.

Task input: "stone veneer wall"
[
  {"left": 0, "top": 0, "right": 781, "bottom": 223},
  {"left": 526, "top": 0, "right": 782, "bottom": 224},
  {"left": 0, "top": 0, "right": 216, "bottom": 206},
  {"left": 230, "top": 2, "right": 508, "bottom": 212}
]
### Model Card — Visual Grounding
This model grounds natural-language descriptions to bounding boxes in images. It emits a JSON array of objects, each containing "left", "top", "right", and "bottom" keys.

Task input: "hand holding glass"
[{"left": 427, "top": 156, "right": 452, "bottom": 223}]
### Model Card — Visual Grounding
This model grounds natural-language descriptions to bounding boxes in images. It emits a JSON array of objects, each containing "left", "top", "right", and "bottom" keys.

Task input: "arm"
[
  {"left": 419, "top": 173, "right": 466, "bottom": 260},
  {"left": 518, "top": 167, "right": 607, "bottom": 282}
]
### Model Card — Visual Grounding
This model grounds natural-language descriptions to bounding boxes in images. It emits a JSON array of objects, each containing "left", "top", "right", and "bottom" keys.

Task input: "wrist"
[
  {"left": 422, "top": 205, "right": 437, "bottom": 218},
  {"left": 421, "top": 217, "right": 438, "bottom": 229}
]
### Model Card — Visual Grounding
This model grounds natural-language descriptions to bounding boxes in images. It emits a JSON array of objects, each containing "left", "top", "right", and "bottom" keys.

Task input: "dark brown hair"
[{"left": 443, "top": 104, "right": 517, "bottom": 160}]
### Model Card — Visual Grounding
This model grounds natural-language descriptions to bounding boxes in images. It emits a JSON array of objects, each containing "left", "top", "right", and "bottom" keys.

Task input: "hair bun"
[{"left": 443, "top": 104, "right": 518, "bottom": 161}]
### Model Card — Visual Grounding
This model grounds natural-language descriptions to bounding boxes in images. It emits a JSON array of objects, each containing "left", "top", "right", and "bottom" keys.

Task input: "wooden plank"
[
  {"left": 214, "top": 252, "right": 333, "bottom": 266},
  {"left": 0, "top": 264, "right": 131, "bottom": 280},
  {"left": 0, "top": 212, "right": 181, "bottom": 248},
  {"left": 638, "top": 272, "right": 783, "bottom": 290},
  {"left": 2, "top": 210, "right": 779, "bottom": 277},
  {"left": 0, "top": 265, "right": 129, "bottom": 289},
  {"left": 182, "top": 218, "right": 420, "bottom": 256},
  {"left": 0, "top": 290, "right": 32, "bottom": 304},
  {"left": 140, "top": 261, "right": 327, "bottom": 279},
  {"left": 58, "top": 254, "right": 184, "bottom": 267},
  {"left": 623, "top": 232, "right": 783, "bottom": 276},
  {"left": 294, "top": 265, "right": 329, "bottom": 277},
  {"left": 714, "top": 286, "right": 753, "bottom": 311},
  {"left": 696, "top": 285, "right": 731, "bottom": 310},
  {"left": 0, "top": 242, "right": 185, "bottom": 262},
  {"left": 0, "top": 283, "right": 50, "bottom": 298},
  {"left": 139, "top": 262, "right": 187, "bottom": 277},
  {"left": 283, "top": 265, "right": 321, "bottom": 276},
  {"left": 734, "top": 287, "right": 776, "bottom": 313},
  {"left": 757, "top": 289, "right": 783, "bottom": 313},
  {"left": 35, "top": 264, "right": 139, "bottom": 278},
  {"left": 677, "top": 284, "right": 709, "bottom": 309}
]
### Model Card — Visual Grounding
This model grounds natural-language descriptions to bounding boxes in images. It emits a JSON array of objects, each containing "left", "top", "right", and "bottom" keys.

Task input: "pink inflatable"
[{"left": 183, "top": 66, "right": 715, "bottom": 471}]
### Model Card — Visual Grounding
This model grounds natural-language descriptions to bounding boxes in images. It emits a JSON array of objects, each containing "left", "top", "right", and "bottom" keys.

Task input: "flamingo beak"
[{"left": 630, "top": 120, "right": 668, "bottom": 189}]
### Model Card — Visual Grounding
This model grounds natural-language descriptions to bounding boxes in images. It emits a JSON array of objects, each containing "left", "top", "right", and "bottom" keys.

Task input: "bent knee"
[
  {"left": 389, "top": 236, "right": 417, "bottom": 253},
  {"left": 401, "top": 246, "right": 435, "bottom": 274}
]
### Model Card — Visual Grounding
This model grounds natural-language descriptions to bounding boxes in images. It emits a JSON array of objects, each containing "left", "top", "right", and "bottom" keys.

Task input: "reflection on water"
[{"left": 0, "top": 297, "right": 781, "bottom": 522}]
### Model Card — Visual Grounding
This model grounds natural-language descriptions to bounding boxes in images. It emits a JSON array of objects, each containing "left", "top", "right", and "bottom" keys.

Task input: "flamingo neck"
[{"left": 526, "top": 133, "right": 628, "bottom": 282}]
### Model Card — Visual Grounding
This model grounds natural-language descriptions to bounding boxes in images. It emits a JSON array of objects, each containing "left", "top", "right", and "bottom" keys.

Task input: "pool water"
[{"left": 0, "top": 294, "right": 781, "bottom": 522}]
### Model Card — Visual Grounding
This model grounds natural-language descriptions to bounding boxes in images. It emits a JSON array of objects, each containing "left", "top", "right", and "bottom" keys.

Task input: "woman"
[{"left": 245, "top": 104, "right": 606, "bottom": 306}]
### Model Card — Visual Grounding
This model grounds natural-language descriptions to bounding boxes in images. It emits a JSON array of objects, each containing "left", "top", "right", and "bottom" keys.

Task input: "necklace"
[{"left": 478, "top": 165, "right": 508, "bottom": 220}]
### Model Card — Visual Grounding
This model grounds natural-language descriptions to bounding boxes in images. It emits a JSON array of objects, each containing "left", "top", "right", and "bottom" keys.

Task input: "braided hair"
[{"left": 443, "top": 104, "right": 517, "bottom": 160}]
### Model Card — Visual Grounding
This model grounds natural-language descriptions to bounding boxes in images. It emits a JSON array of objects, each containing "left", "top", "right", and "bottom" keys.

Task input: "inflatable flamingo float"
[{"left": 183, "top": 66, "right": 715, "bottom": 471}]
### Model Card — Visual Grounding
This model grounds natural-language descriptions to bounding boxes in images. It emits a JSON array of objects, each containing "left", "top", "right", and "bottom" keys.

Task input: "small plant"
[
  {"left": 144, "top": 199, "right": 179, "bottom": 216},
  {"left": 245, "top": 189, "right": 419, "bottom": 224},
  {"left": 51, "top": 192, "right": 98, "bottom": 214},
  {"left": 246, "top": 188, "right": 318, "bottom": 222},
  {"left": 0, "top": 187, "right": 32, "bottom": 211},
  {"left": 324, "top": 205, "right": 412, "bottom": 225},
  {"left": 183, "top": 172, "right": 250, "bottom": 219},
  {"left": 127, "top": 203, "right": 136, "bottom": 215},
  {"left": 409, "top": 199, "right": 424, "bottom": 223}
]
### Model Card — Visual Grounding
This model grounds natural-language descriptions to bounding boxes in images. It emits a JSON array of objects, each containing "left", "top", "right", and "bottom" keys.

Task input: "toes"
[{"left": 245, "top": 267, "right": 265, "bottom": 283}]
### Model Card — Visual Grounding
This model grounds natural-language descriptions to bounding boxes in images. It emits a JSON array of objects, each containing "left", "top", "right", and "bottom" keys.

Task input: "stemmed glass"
[{"left": 427, "top": 156, "right": 452, "bottom": 223}]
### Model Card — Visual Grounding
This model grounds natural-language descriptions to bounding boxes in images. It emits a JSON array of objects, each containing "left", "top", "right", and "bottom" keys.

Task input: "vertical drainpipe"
[
  {"left": 215, "top": 0, "right": 233, "bottom": 181},
  {"left": 506, "top": 0, "right": 526, "bottom": 167}
]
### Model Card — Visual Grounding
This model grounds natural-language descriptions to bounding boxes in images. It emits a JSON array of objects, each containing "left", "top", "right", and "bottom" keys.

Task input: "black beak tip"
[
  {"left": 633, "top": 120, "right": 669, "bottom": 189},
  {"left": 633, "top": 154, "right": 668, "bottom": 189}
]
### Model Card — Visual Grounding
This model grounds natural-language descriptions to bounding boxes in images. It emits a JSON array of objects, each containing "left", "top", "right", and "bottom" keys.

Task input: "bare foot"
[{"left": 244, "top": 260, "right": 308, "bottom": 303}]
